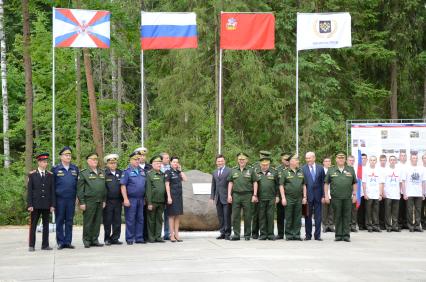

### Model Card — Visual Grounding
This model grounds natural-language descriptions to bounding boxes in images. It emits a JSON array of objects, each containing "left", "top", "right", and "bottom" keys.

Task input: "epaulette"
[{"left": 80, "top": 168, "right": 87, "bottom": 172}]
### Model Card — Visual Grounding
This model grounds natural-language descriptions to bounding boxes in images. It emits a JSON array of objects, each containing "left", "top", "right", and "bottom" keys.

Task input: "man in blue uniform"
[
  {"left": 52, "top": 146, "right": 79, "bottom": 250},
  {"left": 120, "top": 152, "right": 147, "bottom": 245}
]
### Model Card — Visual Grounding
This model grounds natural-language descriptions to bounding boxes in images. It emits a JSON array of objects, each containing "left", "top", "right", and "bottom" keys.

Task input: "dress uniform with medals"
[
  {"left": 324, "top": 153, "right": 357, "bottom": 242},
  {"left": 146, "top": 155, "right": 166, "bottom": 243},
  {"left": 134, "top": 146, "right": 151, "bottom": 242},
  {"left": 121, "top": 152, "right": 147, "bottom": 244},
  {"left": 52, "top": 146, "right": 79, "bottom": 249},
  {"left": 256, "top": 157, "right": 279, "bottom": 240},
  {"left": 279, "top": 154, "right": 306, "bottom": 240},
  {"left": 228, "top": 153, "right": 258, "bottom": 240},
  {"left": 103, "top": 154, "right": 123, "bottom": 245},
  {"left": 77, "top": 153, "right": 106, "bottom": 248},
  {"left": 27, "top": 153, "right": 55, "bottom": 251}
]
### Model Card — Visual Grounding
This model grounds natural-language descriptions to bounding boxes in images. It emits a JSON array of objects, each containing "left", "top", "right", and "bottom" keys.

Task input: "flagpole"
[
  {"left": 218, "top": 48, "right": 223, "bottom": 154},
  {"left": 52, "top": 15, "right": 56, "bottom": 166},
  {"left": 295, "top": 50, "right": 299, "bottom": 156},
  {"left": 140, "top": 50, "right": 144, "bottom": 147}
]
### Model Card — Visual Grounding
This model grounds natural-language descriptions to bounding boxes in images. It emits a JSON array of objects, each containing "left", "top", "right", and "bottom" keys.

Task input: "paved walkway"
[{"left": 0, "top": 226, "right": 425, "bottom": 281}]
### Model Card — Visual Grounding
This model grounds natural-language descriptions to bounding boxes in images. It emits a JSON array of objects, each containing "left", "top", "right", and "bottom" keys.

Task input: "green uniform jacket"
[
  {"left": 257, "top": 168, "right": 279, "bottom": 200},
  {"left": 228, "top": 166, "right": 257, "bottom": 193},
  {"left": 280, "top": 168, "right": 305, "bottom": 201},
  {"left": 324, "top": 166, "right": 357, "bottom": 199},
  {"left": 77, "top": 168, "right": 107, "bottom": 204},
  {"left": 146, "top": 170, "right": 166, "bottom": 205},
  {"left": 276, "top": 164, "right": 287, "bottom": 199}
]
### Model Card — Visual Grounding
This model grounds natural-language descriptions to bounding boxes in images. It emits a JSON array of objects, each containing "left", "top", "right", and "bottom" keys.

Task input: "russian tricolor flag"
[{"left": 141, "top": 12, "right": 198, "bottom": 50}]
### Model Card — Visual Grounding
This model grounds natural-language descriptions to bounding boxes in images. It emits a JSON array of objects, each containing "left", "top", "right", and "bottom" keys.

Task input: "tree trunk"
[
  {"left": 98, "top": 55, "right": 105, "bottom": 152},
  {"left": 22, "top": 0, "right": 33, "bottom": 174},
  {"left": 117, "top": 57, "right": 123, "bottom": 151},
  {"left": 423, "top": 66, "right": 426, "bottom": 119},
  {"left": 75, "top": 49, "right": 82, "bottom": 166},
  {"left": 390, "top": 59, "right": 398, "bottom": 120},
  {"left": 0, "top": 0, "right": 10, "bottom": 168},
  {"left": 83, "top": 48, "right": 103, "bottom": 166}
]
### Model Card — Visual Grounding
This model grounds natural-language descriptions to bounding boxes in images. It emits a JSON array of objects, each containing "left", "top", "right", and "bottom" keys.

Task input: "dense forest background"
[{"left": 0, "top": 0, "right": 425, "bottom": 224}]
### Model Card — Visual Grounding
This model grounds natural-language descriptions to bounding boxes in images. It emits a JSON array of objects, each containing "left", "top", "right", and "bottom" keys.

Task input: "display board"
[{"left": 351, "top": 123, "right": 426, "bottom": 164}]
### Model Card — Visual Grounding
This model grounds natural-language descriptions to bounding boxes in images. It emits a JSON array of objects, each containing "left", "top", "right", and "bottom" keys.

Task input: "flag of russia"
[{"left": 141, "top": 12, "right": 198, "bottom": 50}]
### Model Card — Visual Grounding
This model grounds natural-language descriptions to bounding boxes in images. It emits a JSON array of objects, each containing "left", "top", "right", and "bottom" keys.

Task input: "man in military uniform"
[
  {"left": 324, "top": 153, "right": 357, "bottom": 242},
  {"left": 251, "top": 150, "right": 272, "bottom": 239},
  {"left": 146, "top": 155, "right": 166, "bottom": 243},
  {"left": 279, "top": 154, "right": 306, "bottom": 241},
  {"left": 256, "top": 157, "right": 279, "bottom": 240},
  {"left": 103, "top": 154, "right": 123, "bottom": 245},
  {"left": 346, "top": 155, "right": 358, "bottom": 232},
  {"left": 228, "top": 153, "right": 258, "bottom": 240},
  {"left": 52, "top": 146, "right": 79, "bottom": 249},
  {"left": 77, "top": 153, "right": 106, "bottom": 248},
  {"left": 275, "top": 153, "right": 290, "bottom": 239},
  {"left": 133, "top": 146, "right": 151, "bottom": 241},
  {"left": 121, "top": 152, "right": 146, "bottom": 245},
  {"left": 27, "top": 153, "right": 55, "bottom": 251}
]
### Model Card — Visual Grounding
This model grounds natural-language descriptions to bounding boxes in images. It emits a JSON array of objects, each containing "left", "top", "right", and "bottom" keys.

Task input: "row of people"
[
  {"left": 210, "top": 151, "right": 426, "bottom": 242},
  {"left": 27, "top": 146, "right": 186, "bottom": 251}
]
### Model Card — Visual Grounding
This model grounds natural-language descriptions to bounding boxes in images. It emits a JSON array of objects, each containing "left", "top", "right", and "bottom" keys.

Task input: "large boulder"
[{"left": 179, "top": 170, "right": 219, "bottom": 231}]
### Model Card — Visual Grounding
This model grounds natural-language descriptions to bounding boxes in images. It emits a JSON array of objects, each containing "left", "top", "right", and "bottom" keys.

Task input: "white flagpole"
[
  {"left": 218, "top": 48, "right": 223, "bottom": 154},
  {"left": 295, "top": 50, "right": 299, "bottom": 156},
  {"left": 140, "top": 50, "right": 144, "bottom": 147},
  {"left": 52, "top": 8, "right": 56, "bottom": 166}
]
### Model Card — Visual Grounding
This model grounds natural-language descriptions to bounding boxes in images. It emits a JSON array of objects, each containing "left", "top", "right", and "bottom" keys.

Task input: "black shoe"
[
  {"left": 315, "top": 238, "right": 323, "bottom": 241},
  {"left": 276, "top": 235, "right": 284, "bottom": 240},
  {"left": 414, "top": 228, "right": 423, "bottom": 232},
  {"left": 334, "top": 238, "right": 343, "bottom": 241},
  {"left": 350, "top": 228, "right": 358, "bottom": 232},
  {"left": 252, "top": 235, "right": 259, "bottom": 240},
  {"left": 57, "top": 244, "right": 64, "bottom": 250},
  {"left": 329, "top": 227, "right": 335, "bottom": 232},
  {"left": 91, "top": 242, "right": 104, "bottom": 247},
  {"left": 368, "top": 229, "right": 373, "bottom": 233},
  {"left": 225, "top": 235, "right": 231, "bottom": 240},
  {"left": 111, "top": 240, "right": 123, "bottom": 245},
  {"left": 267, "top": 236, "right": 276, "bottom": 241},
  {"left": 216, "top": 235, "right": 225, "bottom": 240},
  {"left": 231, "top": 236, "right": 240, "bottom": 241},
  {"left": 258, "top": 237, "right": 267, "bottom": 240},
  {"left": 244, "top": 237, "right": 250, "bottom": 241},
  {"left": 392, "top": 228, "right": 401, "bottom": 232},
  {"left": 29, "top": 247, "right": 35, "bottom": 252},
  {"left": 374, "top": 229, "right": 382, "bottom": 233},
  {"left": 343, "top": 238, "right": 351, "bottom": 242},
  {"left": 135, "top": 241, "right": 147, "bottom": 244},
  {"left": 409, "top": 228, "right": 414, "bottom": 232},
  {"left": 155, "top": 239, "right": 166, "bottom": 243},
  {"left": 285, "top": 237, "right": 292, "bottom": 241},
  {"left": 304, "top": 237, "right": 312, "bottom": 241},
  {"left": 294, "top": 237, "right": 302, "bottom": 241},
  {"left": 41, "top": 246, "right": 53, "bottom": 250},
  {"left": 65, "top": 244, "right": 75, "bottom": 249},
  {"left": 105, "top": 240, "right": 111, "bottom": 246},
  {"left": 126, "top": 241, "right": 134, "bottom": 245},
  {"left": 84, "top": 244, "right": 90, "bottom": 248}
]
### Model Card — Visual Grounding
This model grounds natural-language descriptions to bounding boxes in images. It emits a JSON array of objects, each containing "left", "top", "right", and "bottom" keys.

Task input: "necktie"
[
  {"left": 218, "top": 168, "right": 222, "bottom": 177},
  {"left": 41, "top": 172, "right": 45, "bottom": 180},
  {"left": 310, "top": 165, "right": 316, "bottom": 180}
]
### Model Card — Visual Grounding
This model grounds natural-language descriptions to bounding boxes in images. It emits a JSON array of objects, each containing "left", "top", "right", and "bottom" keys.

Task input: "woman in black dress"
[{"left": 165, "top": 156, "right": 187, "bottom": 242}]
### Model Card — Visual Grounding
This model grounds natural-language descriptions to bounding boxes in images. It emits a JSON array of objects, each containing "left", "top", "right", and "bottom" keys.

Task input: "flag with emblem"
[
  {"left": 53, "top": 8, "right": 110, "bottom": 48},
  {"left": 220, "top": 13, "right": 275, "bottom": 50},
  {"left": 356, "top": 149, "right": 363, "bottom": 208},
  {"left": 297, "top": 12, "right": 351, "bottom": 51},
  {"left": 141, "top": 12, "right": 198, "bottom": 50}
]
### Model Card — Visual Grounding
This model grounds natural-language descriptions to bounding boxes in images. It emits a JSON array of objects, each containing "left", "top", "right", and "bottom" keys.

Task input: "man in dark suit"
[
  {"left": 210, "top": 154, "right": 232, "bottom": 240},
  {"left": 27, "top": 153, "right": 55, "bottom": 251},
  {"left": 302, "top": 151, "right": 325, "bottom": 241}
]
